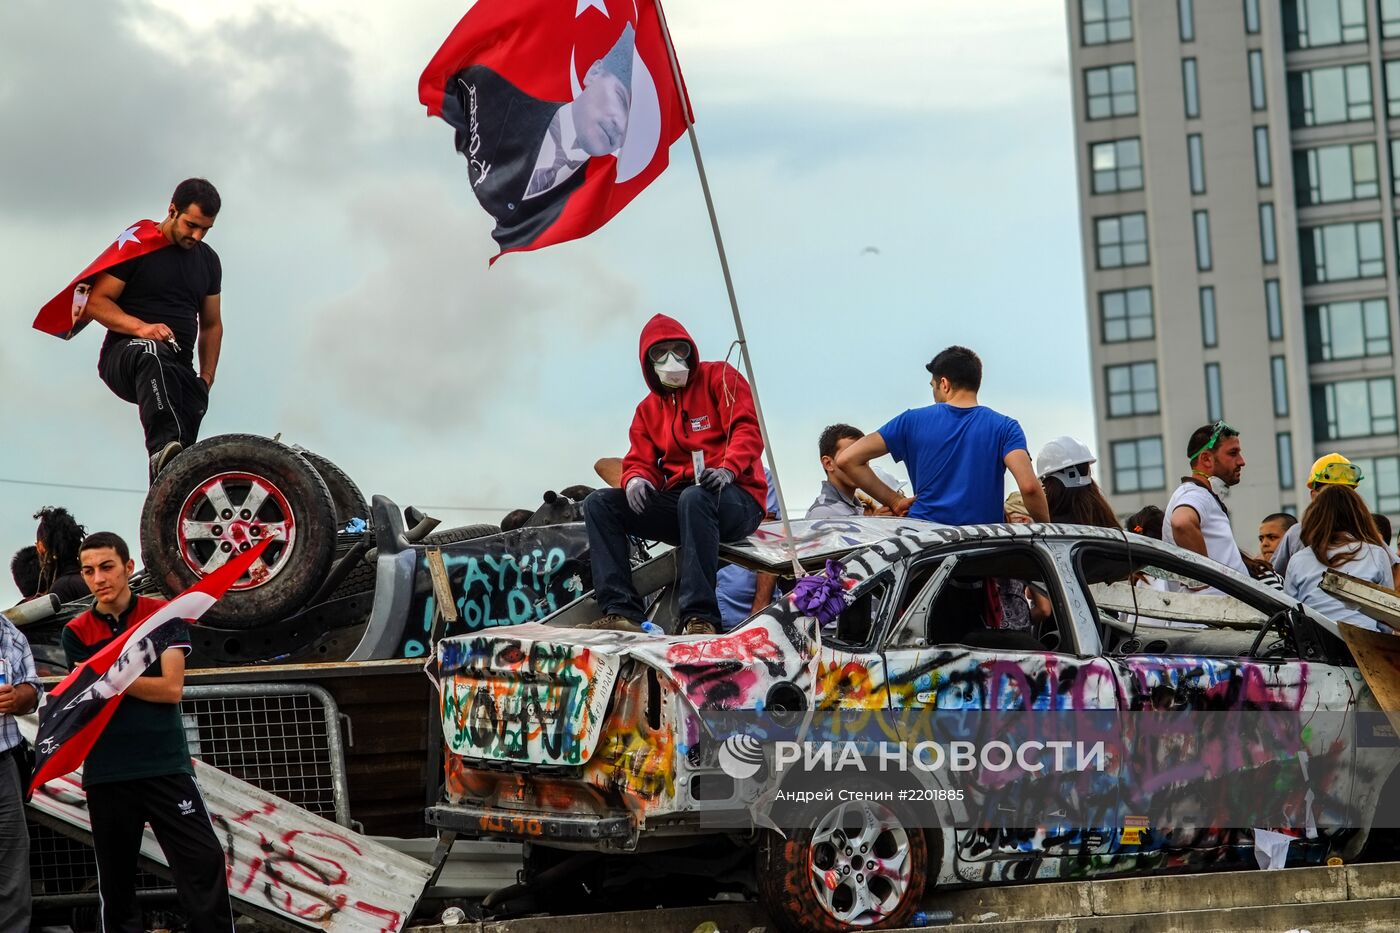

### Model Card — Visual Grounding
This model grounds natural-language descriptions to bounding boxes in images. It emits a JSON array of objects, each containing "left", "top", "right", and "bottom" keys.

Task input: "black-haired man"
[
  {"left": 837, "top": 346, "right": 1048, "bottom": 525},
  {"left": 807, "top": 423, "right": 867, "bottom": 519},
  {"left": 87, "top": 179, "right": 224, "bottom": 481},
  {"left": 1163, "top": 422, "right": 1248, "bottom": 576},
  {"left": 62, "top": 532, "right": 233, "bottom": 933}
]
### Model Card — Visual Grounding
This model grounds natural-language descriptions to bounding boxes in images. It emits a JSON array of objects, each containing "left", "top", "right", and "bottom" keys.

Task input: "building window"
[
  {"left": 1352, "top": 455, "right": 1400, "bottom": 511},
  {"left": 1179, "top": 0, "right": 1196, "bottom": 40},
  {"left": 1313, "top": 377, "right": 1398, "bottom": 439},
  {"left": 1183, "top": 58, "right": 1201, "bottom": 118},
  {"left": 1188, "top": 134, "right": 1206, "bottom": 194},
  {"left": 1259, "top": 203, "right": 1278, "bottom": 264},
  {"left": 1254, "top": 126, "right": 1272, "bottom": 186},
  {"left": 1101, "top": 287, "right": 1154, "bottom": 342},
  {"left": 1112, "top": 437, "right": 1167, "bottom": 493},
  {"left": 1285, "top": 0, "right": 1369, "bottom": 49},
  {"left": 1305, "top": 298, "right": 1392, "bottom": 361},
  {"left": 1200, "top": 286, "right": 1218, "bottom": 347},
  {"left": 1288, "top": 64, "right": 1373, "bottom": 126},
  {"left": 1391, "top": 140, "right": 1400, "bottom": 192},
  {"left": 1294, "top": 141, "right": 1379, "bottom": 204},
  {"left": 1090, "top": 138, "right": 1143, "bottom": 193},
  {"left": 1096, "top": 212, "right": 1149, "bottom": 268},
  {"left": 1086, "top": 64, "right": 1138, "bottom": 120},
  {"left": 1106, "top": 362, "right": 1160, "bottom": 417},
  {"left": 1082, "top": 0, "right": 1132, "bottom": 45},
  {"left": 1266, "top": 279, "right": 1284, "bottom": 340},
  {"left": 1277, "top": 432, "right": 1295, "bottom": 489},
  {"left": 1248, "top": 51, "right": 1267, "bottom": 111},
  {"left": 1271, "top": 356, "right": 1290, "bottom": 416},
  {"left": 1205, "top": 363, "right": 1224, "bottom": 422},
  {"left": 1300, "top": 220, "right": 1384, "bottom": 283},
  {"left": 1385, "top": 0, "right": 1400, "bottom": 37},
  {"left": 1194, "top": 210, "right": 1213, "bottom": 271},
  {"left": 1384, "top": 61, "right": 1400, "bottom": 116},
  {"left": 1245, "top": 0, "right": 1261, "bottom": 33}
]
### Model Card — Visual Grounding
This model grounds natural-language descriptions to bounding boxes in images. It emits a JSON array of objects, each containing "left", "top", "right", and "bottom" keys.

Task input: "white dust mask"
[{"left": 654, "top": 353, "right": 689, "bottom": 389}]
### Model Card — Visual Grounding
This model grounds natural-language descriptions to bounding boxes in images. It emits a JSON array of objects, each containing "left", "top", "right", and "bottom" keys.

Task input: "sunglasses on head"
[
  {"left": 1189, "top": 420, "right": 1237, "bottom": 460},
  {"left": 647, "top": 341, "right": 691, "bottom": 363}
]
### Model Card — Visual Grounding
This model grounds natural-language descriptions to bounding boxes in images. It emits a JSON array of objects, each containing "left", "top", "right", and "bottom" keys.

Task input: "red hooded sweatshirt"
[{"left": 621, "top": 314, "right": 768, "bottom": 510}]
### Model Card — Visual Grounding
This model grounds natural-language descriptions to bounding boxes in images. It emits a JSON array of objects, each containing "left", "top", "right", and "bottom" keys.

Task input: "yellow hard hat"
[{"left": 1309, "top": 452, "right": 1363, "bottom": 488}]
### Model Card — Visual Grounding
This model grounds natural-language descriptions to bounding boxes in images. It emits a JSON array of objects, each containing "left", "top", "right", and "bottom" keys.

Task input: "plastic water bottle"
[
  {"left": 440, "top": 906, "right": 465, "bottom": 925},
  {"left": 640, "top": 621, "right": 665, "bottom": 636},
  {"left": 909, "top": 909, "right": 953, "bottom": 927}
]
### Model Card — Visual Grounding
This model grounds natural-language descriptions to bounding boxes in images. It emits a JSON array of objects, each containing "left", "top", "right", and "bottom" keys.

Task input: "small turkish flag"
[
  {"left": 420, "top": 0, "right": 692, "bottom": 260},
  {"left": 32, "top": 219, "right": 171, "bottom": 340}
]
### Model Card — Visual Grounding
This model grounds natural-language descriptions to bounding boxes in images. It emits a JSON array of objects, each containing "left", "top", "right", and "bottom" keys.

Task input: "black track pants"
[
  {"left": 87, "top": 772, "right": 233, "bottom": 933},
  {"left": 98, "top": 337, "right": 208, "bottom": 456}
]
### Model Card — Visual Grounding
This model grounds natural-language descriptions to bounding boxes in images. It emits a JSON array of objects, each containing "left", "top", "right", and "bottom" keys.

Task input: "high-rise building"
[{"left": 1066, "top": 0, "right": 1400, "bottom": 546}]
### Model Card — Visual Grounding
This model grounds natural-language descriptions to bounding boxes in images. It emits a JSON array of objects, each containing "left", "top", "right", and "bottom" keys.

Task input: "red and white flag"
[
  {"left": 32, "top": 219, "right": 170, "bottom": 340},
  {"left": 28, "top": 537, "right": 272, "bottom": 796},
  {"left": 419, "top": 0, "right": 691, "bottom": 260}
]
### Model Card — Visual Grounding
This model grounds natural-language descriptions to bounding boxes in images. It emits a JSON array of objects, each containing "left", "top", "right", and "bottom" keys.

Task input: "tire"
[
  {"left": 757, "top": 792, "right": 928, "bottom": 932},
  {"left": 422, "top": 523, "right": 501, "bottom": 546},
  {"left": 141, "top": 433, "right": 337, "bottom": 628},
  {"left": 298, "top": 449, "right": 369, "bottom": 527}
]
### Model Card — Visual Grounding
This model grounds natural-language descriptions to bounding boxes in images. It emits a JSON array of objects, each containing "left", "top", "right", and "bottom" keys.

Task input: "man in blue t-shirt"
[{"left": 836, "top": 345, "right": 1049, "bottom": 526}]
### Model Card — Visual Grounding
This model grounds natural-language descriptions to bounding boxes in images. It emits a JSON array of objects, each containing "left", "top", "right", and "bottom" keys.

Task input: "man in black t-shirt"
[
  {"left": 62, "top": 531, "right": 233, "bottom": 933},
  {"left": 86, "top": 178, "right": 224, "bottom": 481}
]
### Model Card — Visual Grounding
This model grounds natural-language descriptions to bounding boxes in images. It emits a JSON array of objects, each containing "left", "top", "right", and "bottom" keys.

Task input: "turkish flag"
[
  {"left": 28, "top": 536, "right": 273, "bottom": 796},
  {"left": 420, "top": 0, "right": 691, "bottom": 260},
  {"left": 32, "top": 219, "right": 171, "bottom": 339}
]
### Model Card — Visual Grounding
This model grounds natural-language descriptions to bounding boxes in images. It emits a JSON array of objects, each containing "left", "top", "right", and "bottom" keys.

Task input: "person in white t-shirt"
[
  {"left": 1163, "top": 421, "right": 1249, "bottom": 578},
  {"left": 1284, "top": 484, "right": 1396, "bottom": 632}
]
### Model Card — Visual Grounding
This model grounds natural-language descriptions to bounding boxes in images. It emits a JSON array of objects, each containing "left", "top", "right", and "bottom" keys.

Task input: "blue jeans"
[{"left": 583, "top": 483, "right": 764, "bottom": 626}]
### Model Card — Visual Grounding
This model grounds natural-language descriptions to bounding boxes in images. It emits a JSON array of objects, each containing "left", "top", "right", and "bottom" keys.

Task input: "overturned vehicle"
[{"left": 426, "top": 519, "right": 1400, "bottom": 932}]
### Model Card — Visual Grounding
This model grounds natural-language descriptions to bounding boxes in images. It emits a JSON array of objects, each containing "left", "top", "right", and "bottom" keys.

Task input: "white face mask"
[{"left": 654, "top": 353, "right": 689, "bottom": 389}]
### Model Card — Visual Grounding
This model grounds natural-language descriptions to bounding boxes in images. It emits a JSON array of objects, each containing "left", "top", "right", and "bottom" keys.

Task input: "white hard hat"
[{"left": 1036, "top": 436, "right": 1096, "bottom": 488}]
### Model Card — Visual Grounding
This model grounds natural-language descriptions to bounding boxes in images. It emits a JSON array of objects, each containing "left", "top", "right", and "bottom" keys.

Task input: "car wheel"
[
  {"left": 141, "top": 433, "right": 337, "bottom": 628},
  {"left": 298, "top": 449, "right": 369, "bottom": 528},
  {"left": 757, "top": 793, "right": 927, "bottom": 932},
  {"left": 422, "top": 524, "right": 501, "bottom": 546}
]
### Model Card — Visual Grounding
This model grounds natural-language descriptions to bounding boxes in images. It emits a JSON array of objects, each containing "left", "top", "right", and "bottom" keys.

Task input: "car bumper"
[{"left": 425, "top": 802, "right": 634, "bottom": 843}]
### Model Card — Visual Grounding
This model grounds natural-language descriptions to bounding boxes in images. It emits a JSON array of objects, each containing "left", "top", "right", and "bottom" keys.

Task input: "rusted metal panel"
[
  {"left": 19, "top": 715, "right": 432, "bottom": 932},
  {"left": 1321, "top": 570, "right": 1400, "bottom": 735}
]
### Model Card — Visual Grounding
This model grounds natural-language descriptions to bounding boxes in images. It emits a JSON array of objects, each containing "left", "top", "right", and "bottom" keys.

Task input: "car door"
[
  {"left": 1077, "top": 540, "right": 1356, "bottom": 864},
  {"left": 881, "top": 540, "right": 1122, "bottom": 880}
]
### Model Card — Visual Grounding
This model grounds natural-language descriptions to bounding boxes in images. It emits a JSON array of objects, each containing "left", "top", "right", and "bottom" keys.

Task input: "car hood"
[{"left": 436, "top": 611, "right": 820, "bottom": 767}]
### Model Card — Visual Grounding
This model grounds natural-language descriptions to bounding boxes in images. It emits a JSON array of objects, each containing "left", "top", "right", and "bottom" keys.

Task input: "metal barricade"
[{"left": 30, "top": 681, "right": 351, "bottom": 905}]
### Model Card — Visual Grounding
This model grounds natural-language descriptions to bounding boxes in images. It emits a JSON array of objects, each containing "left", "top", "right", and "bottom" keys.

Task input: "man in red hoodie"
[{"left": 581, "top": 314, "right": 767, "bottom": 635}]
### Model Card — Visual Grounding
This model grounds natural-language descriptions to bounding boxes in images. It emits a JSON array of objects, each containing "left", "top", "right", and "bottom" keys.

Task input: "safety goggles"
[
  {"left": 1310, "top": 460, "right": 1364, "bottom": 488},
  {"left": 647, "top": 340, "right": 691, "bottom": 363},
  {"left": 1189, "top": 420, "right": 1238, "bottom": 460}
]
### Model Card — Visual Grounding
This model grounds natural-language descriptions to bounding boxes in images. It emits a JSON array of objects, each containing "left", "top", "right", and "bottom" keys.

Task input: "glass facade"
[
  {"left": 1254, "top": 126, "right": 1272, "bottom": 186},
  {"left": 1300, "top": 220, "right": 1384, "bottom": 283},
  {"left": 1288, "top": 64, "right": 1373, "bottom": 125},
  {"left": 1245, "top": 0, "right": 1261, "bottom": 33},
  {"left": 1277, "top": 432, "right": 1295, "bottom": 490},
  {"left": 1249, "top": 50, "right": 1267, "bottom": 111},
  {"left": 1106, "top": 362, "right": 1160, "bottom": 417},
  {"left": 1312, "top": 377, "right": 1398, "bottom": 440},
  {"left": 1259, "top": 203, "right": 1278, "bottom": 264},
  {"left": 1266, "top": 279, "right": 1284, "bottom": 340},
  {"left": 1353, "top": 455, "right": 1400, "bottom": 512},
  {"left": 1194, "top": 211, "right": 1212, "bottom": 271},
  {"left": 1205, "top": 363, "right": 1224, "bottom": 422},
  {"left": 1179, "top": 0, "right": 1195, "bottom": 41},
  {"left": 1385, "top": 0, "right": 1400, "bottom": 37},
  {"left": 1091, "top": 138, "right": 1143, "bottom": 193},
  {"left": 1305, "top": 299, "right": 1392, "bottom": 361},
  {"left": 1101, "top": 287, "right": 1154, "bottom": 342},
  {"left": 1096, "top": 212, "right": 1149, "bottom": 268},
  {"left": 1183, "top": 58, "right": 1201, "bottom": 118},
  {"left": 1271, "top": 356, "right": 1289, "bottom": 416},
  {"left": 1112, "top": 437, "right": 1166, "bottom": 494},
  {"left": 1086, "top": 64, "right": 1138, "bottom": 120}
]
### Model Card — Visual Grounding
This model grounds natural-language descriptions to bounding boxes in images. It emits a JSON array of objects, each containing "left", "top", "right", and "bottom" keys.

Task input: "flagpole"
[{"left": 652, "top": 0, "right": 804, "bottom": 579}]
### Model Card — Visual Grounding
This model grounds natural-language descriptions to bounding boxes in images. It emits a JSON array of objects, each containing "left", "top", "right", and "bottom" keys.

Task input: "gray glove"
[
  {"left": 699, "top": 467, "right": 735, "bottom": 492},
  {"left": 625, "top": 477, "right": 655, "bottom": 514}
]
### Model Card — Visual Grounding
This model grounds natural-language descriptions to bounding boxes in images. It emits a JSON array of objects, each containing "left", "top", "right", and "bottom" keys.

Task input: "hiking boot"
[
  {"left": 149, "top": 440, "right": 183, "bottom": 483},
  {"left": 681, "top": 618, "right": 719, "bottom": 636},
  {"left": 577, "top": 614, "right": 644, "bottom": 632}
]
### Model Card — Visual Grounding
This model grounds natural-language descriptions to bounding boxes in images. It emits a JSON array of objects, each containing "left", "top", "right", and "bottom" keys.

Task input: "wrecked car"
[{"left": 426, "top": 518, "right": 1400, "bottom": 932}]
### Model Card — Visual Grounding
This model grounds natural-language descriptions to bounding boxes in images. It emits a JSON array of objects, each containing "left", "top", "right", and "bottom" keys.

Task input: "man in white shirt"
[{"left": 1164, "top": 421, "right": 1249, "bottom": 579}]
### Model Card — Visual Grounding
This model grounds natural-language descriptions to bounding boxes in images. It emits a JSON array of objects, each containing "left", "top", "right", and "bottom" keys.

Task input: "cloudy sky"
[{"left": 0, "top": 0, "right": 1090, "bottom": 607}]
